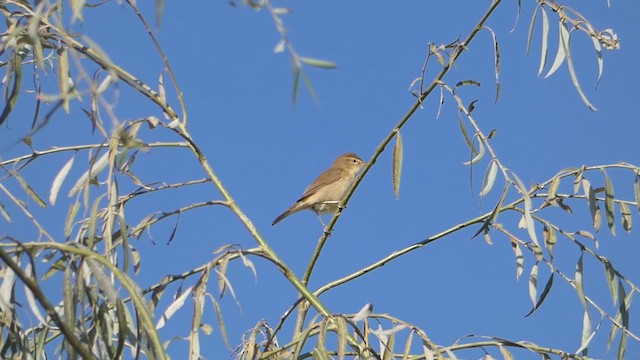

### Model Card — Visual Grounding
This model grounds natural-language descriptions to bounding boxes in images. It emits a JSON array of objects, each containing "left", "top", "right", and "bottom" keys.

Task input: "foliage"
[{"left": 0, "top": 0, "right": 636, "bottom": 359}]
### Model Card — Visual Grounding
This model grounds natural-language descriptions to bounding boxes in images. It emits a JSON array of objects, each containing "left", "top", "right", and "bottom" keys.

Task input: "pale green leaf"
[
  {"left": 50, "top": 154, "right": 76, "bottom": 206},
  {"left": 603, "top": 170, "right": 616, "bottom": 235},
  {"left": 480, "top": 160, "right": 498, "bottom": 196},
  {"left": 393, "top": 131, "right": 403, "bottom": 199},
  {"left": 299, "top": 57, "right": 337, "bottom": 69},
  {"left": 528, "top": 263, "right": 538, "bottom": 306},
  {"left": 620, "top": 202, "right": 632, "bottom": 233},
  {"left": 544, "top": 20, "right": 566, "bottom": 78}
]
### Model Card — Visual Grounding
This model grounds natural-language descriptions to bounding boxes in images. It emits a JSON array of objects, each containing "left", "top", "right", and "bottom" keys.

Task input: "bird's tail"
[{"left": 272, "top": 203, "right": 303, "bottom": 226}]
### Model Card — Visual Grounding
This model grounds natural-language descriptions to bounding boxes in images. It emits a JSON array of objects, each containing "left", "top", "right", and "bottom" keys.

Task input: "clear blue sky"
[{"left": 2, "top": 1, "right": 639, "bottom": 358}]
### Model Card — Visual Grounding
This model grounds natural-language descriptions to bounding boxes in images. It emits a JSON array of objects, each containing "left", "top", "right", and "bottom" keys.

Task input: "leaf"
[
  {"left": 458, "top": 116, "right": 477, "bottom": 158},
  {"left": 634, "top": 175, "right": 640, "bottom": 212},
  {"left": 528, "top": 263, "right": 538, "bottom": 306},
  {"left": 299, "top": 57, "right": 337, "bottom": 69},
  {"left": 603, "top": 258, "right": 618, "bottom": 307},
  {"left": 10, "top": 170, "right": 46, "bottom": 208},
  {"left": 70, "top": 0, "right": 87, "bottom": 22},
  {"left": 68, "top": 151, "right": 110, "bottom": 197},
  {"left": 499, "top": 345, "right": 514, "bottom": 360},
  {"left": 336, "top": 317, "right": 348, "bottom": 360},
  {"left": 65, "top": 201, "right": 80, "bottom": 238},
  {"left": 544, "top": 20, "right": 566, "bottom": 78},
  {"left": 620, "top": 202, "right": 632, "bottom": 233},
  {"left": 392, "top": 131, "right": 403, "bottom": 199},
  {"left": 57, "top": 47, "right": 71, "bottom": 113},
  {"left": 462, "top": 135, "right": 485, "bottom": 166},
  {"left": 50, "top": 154, "right": 76, "bottom": 206},
  {"left": 511, "top": 238, "right": 524, "bottom": 280},
  {"left": 590, "top": 31, "right": 604, "bottom": 89},
  {"left": 603, "top": 170, "right": 616, "bottom": 236},
  {"left": 156, "top": 286, "right": 194, "bottom": 329},
  {"left": 473, "top": 185, "right": 509, "bottom": 239},
  {"left": 616, "top": 280, "right": 630, "bottom": 360},
  {"left": 273, "top": 39, "right": 285, "bottom": 53},
  {"left": 547, "top": 176, "right": 560, "bottom": 202},
  {"left": 0, "top": 53, "right": 22, "bottom": 127},
  {"left": 291, "top": 65, "right": 300, "bottom": 108},
  {"left": 575, "top": 254, "right": 588, "bottom": 311},
  {"left": 582, "top": 179, "right": 601, "bottom": 232},
  {"left": 576, "top": 310, "right": 595, "bottom": 354},
  {"left": 0, "top": 201, "right": 11, "bottom": 223},
  {"left": 483, "top": 26, "right": 501, "bottom": 103},
  {"left": 525, "top": 272, "right": 554, "bottom": 317},
  {"left": 573, "top": 167, "right": 584, "bottom": 194},
  {"left": 512, "top": 172, "right": 538, "bottom": 246},
  {"left": 480, "top": 160, "right": 498, "bottom": 196},
  {"left": 543, "top": 225, "right": 556, "bottom": 260}
]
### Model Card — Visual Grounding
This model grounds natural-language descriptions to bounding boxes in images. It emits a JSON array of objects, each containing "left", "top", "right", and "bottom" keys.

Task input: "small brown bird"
[{"left": 272, "top": 153, "right": 366, "bottom": 226}]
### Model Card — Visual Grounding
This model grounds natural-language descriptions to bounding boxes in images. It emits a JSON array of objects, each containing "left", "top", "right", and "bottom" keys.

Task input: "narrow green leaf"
[
  {"left": 0, "top": 201, "right": 11, "bottom": 223},
  {"left": 212, "top": 299, "right": 232, "bottom": 350},
  {"left": 65, "top": 201, "right": 80, "bottom": 238},
  {"left": 9, "top": 170, "right": 46, "bottom": 208},
  {"left": 603, "top": 170, "right": 616, "bottom": 236},
  {"left": 50, "top": 154, "right": 76, "bottom": 206},
  {"left": 511, "top": 239, "right": 524, "bottom": 280},
  {"left": 27, "top": 7, "right": 45, "bottom": 72},
  {"left": 0, "top": 53, "right": 21, "bottom": 127},
  {"left": 68, "top": 151, "right": 110, "bottom": 197},
  {"left": 577, "top": 310, "right": 595, "bottom": 354},
  {"left": 483, "top": 26, "right": 501, "bottom": 103},
  {"left": 547, "top": 176, "right": 560, "bottom": 202},
  {"left": 336, "top": 317, "right": 348, "bottom": 360},
  {"left": 590, "top": 30, "right": 604, "bottom": 89},
  {"left": 617, "top": 280, "right": 629, "bottom": 360},
  {"left": 575, "top": 254, "right": 588, "bottom": 311},
  {"left": 300, "top": 69, "right": 320, "bottom": 105},
  {"left": 525, "top": 272, "right": 554, "bottom": 317},
  {"left": 544, "top": 20, "right": 566, "bottom": 78},
  {"left": 402, "top": 330, "right": 414, "bottom": 360},
  {"left": 526, "top": 4, "right": 539, "bottom": 55},
  {"left": 512, "top": 172, "right": 538, "bottom": 246},
  {"left": 499, "top": 345, "right": 514, "bottom": 360},
  {"left": 472, "top": 185, "right": 509, "bottom": 239},
  {"left": 560, "top": 24, "right": 597, "bottom": 111},
  {"left": 582, "top": 179, "right": 601, "bottom": 232},
  {"left": 57, "top": 47, "right": 71, "bottom": 113},
  {"left": 156, "top": 285, "right": 194, "bottom": 329},
  {"left": 537, "top": 7, "right": 549, "bottom": 76},
  {"left": 458, "top": 116, "right": 477, "bottom": 157},
  {"left": 462, "top": 136, "right": 485, "bottom": 166},
  {"left": 291, "top": 65, "right": 300, "bottom": 107},
  {"left": 480, "top": 160, "right": 498, "bottom": 196},
  {"left": 543, "top": 225, "right": 556, "bottom": 260},
  {"left": 603, "top": 258, "right": 618, "bottom": 306},
  {"left": 620, "top": 202, "right": 632, "bottom": 233},
  {"left": 299, "top": 57, "right": 337, "bottom": 69},
  {"left": 634, "top": 175, "right": 640, "bottom": 212},
  {"left": 273, "top": 39, "right": 285, "bottom": 53},
  {"left": 156, "top": 0, "right": 164, "bottom": 27},
  {"left": 70, "top": 0, "right": 86, "bottom": 22},
  {"left": 573, "top": 167, "right": 584, "bottom": 194},
  {"left": 392, "top": 131, "right": 403, "bottom": 199},
  {"left": 528, "top": 263, "right": 538, "bottom": 306}
]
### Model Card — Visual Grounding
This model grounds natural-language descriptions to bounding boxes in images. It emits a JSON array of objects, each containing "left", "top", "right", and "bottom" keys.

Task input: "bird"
[{"left": 272, "top": 153, "right": 366, "bottom": 226}]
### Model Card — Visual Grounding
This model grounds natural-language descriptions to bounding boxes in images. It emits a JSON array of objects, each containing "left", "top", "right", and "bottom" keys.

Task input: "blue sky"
[{"left": 2, "top": 0, "right": 640, "bottom": 358}]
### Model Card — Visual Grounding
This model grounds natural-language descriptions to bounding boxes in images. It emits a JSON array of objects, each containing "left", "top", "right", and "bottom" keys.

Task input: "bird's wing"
[{"left": 298, "top": 167, "right": 344, "bottom": 201}]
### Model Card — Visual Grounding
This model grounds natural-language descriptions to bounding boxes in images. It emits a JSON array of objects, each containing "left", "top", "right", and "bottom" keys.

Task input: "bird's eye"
[{"left": 352, "top": 159, "right": 357, "bottom": 163}]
